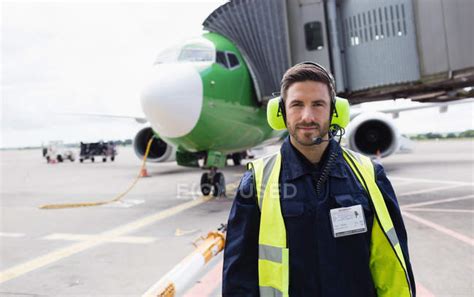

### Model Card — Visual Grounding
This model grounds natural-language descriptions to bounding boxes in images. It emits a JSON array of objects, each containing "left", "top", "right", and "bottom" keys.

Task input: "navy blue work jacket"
[{"left": 222, "top": 136, "right": 416, "bottom": 297}]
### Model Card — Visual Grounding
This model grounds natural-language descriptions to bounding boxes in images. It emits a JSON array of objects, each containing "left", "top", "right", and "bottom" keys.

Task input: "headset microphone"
[
  {"left": 312, "top": 137, "right": 330, "bottom": 145},
  {"left": 312, "top": 126, "right": 340, "bottom": 145}
]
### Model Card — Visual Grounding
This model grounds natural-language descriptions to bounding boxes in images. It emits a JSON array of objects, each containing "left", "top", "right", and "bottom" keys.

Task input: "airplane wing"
[{"left": 350, "top": 98, "right": 474, "bottom": 119}]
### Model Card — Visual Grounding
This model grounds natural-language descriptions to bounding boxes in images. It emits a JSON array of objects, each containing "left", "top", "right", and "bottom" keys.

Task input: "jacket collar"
[{"left": 280, "top": 136, "right": 347, "bottom": 181}]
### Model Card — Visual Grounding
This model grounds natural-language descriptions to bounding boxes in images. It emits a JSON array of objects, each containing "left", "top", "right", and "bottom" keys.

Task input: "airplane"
[
  {"left": 138, "top": 33, "right": 283, "bottom": 197},
  {"left": 130, "top": 31, "right": 472, "bottom": 198}
]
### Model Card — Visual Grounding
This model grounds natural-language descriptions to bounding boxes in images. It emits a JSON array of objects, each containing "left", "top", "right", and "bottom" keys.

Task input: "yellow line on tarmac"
[
  {"left": 0, "top": 195, "right": 214, "bottom": 284},
  {"left": 43, "top": 233, "right": 157, "bottom": 244},
  {"left": 142, "top": 184, "right": 240, "bottom": 297}
]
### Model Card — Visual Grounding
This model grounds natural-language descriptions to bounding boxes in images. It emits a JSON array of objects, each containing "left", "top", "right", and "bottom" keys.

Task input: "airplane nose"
[{"left": 140, "top": 63, "right": 203, "bottom": 138}]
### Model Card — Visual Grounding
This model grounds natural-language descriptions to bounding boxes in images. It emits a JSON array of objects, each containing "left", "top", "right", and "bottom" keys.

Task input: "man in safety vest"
[{"left": 222, "top": 62, "right": 416, "bottom": 296}]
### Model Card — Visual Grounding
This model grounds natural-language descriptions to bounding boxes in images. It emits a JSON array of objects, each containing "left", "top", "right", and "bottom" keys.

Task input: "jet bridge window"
[{"left": 304, "top": 21, "right": 324, "bottom": 51}]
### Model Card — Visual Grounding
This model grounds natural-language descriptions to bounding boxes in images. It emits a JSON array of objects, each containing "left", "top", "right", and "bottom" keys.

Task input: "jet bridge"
[
  {"left": 203, "top": 0, "right": 292, "bottom": 103},
  {"left": 203, "top": 0, "right": 474, "bottom": 103}
]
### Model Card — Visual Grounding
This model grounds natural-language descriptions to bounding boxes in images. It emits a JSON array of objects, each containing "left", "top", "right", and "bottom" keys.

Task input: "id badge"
[{"left": 330, "top": 204, "right": 367, "bottom": 238}]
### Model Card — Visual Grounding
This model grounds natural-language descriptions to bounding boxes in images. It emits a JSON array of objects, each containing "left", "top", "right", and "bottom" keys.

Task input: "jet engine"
[
  {"left": 133, "top": 127, "right": 176, "bottom": 162},
  {"left": 345, "top": 112, "right": 400, "bottom": 158}
]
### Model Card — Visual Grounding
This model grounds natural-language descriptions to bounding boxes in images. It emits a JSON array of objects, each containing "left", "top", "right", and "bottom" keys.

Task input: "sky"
[
  {"left": 1, "top": 0, "right": 225, "bottom": 148},
  {"left": 1, "top": 0, "right": 473, "bottom": 148}
]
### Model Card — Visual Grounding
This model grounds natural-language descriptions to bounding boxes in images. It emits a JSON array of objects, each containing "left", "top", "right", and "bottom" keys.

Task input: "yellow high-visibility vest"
[{"left": 247, "top": 148, "right": 412, "bottom": 297}]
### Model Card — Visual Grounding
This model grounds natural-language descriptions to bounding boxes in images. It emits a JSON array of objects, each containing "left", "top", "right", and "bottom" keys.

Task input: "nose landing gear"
[{"left": 200, "top": 167, "right": 226, "bottom": 197}]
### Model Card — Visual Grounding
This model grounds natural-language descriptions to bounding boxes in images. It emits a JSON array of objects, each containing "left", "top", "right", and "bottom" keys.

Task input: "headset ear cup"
[
  {"left": 330, "top": 97, "right": 350, "bottom": 128},
  {"left": 267, "top": 97, "right": 287, "bottom": 130}
]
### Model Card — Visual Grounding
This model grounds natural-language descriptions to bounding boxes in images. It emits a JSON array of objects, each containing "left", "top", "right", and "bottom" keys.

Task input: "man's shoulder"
[
  {"left": 240, "top": 170, "right": 254, "bottom": 187},
  {"left": 235, "top": 170, "right": 257, "bottom": 204},
  {"left": 371, "top": 158, "right": 387, "bottom": 176}
]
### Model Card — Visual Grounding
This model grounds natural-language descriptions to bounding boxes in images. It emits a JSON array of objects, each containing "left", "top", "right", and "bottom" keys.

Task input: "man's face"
[{"left": 285, "top": 80, "right": 331, "bottom": 147}]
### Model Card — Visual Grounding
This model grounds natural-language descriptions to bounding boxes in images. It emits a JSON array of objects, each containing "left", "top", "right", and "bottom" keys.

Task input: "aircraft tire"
[
  {"left": 200, "top": 173, "right": 212, "bottom": 196},
  {"left": 212, "top": 172, "right": 226, "bottom": 197}
]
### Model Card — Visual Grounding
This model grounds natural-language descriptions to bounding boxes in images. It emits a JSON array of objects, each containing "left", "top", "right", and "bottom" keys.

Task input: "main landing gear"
[{"left": 200, "top": 167, "right": 226, "bottom": 197}]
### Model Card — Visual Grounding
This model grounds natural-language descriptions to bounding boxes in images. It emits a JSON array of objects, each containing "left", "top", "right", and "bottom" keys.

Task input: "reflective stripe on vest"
[
  {"left": 249, "top": 153, "right": 289, "bottom": 297},
  {"left": 249, "top": 149, "right": 412, "bottom": 297}
]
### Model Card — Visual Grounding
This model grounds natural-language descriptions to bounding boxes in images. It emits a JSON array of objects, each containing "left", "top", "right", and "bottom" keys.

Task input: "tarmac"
[{"left": 0, "top": 139, "right": 473, "bottom": 296}]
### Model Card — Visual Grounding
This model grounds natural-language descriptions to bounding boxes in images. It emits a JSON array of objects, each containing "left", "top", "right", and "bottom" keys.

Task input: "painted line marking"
[
  {"left": 402, "top": 211, "right": 474, "bottom": 246},
  {"left": 402, "top": 194, "right": 474, "bottom": 209},
  {"left": 392, "top": 180, "right": 418, "bottom": 186},
  {"left": 42, "top": 233, "right": 157, "bottom": 244},
  {"left": 398, "top": 185, "right": 468, "bottom": 197},
  {"left": 0, "top": 232, "right": 25, "bottom": 238},
  {"left": 0, "top": 181, "right": 239, "bottom": 284},
  {"left": 177, "top": 183, "right": 239, "bottom": 200},
  {"left": 183, "top": 259, "right": 223, "bottom": 297},
  {"left": 100, "top": 199, "right": 145, "bottom": 208},
  {"left": 389, "top": 176, "right": 473, "bottom": 186},
  {"left": 403, "top": 208, "right": 474, "bottom": 214},
  {"left": 0, "top": 195, "right": 212, "bottom": 284}
]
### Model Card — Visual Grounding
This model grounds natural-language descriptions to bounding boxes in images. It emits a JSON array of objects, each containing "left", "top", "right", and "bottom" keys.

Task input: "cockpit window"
[
  {"left": 216, "top": 51, "right": 228, "bottom": 68},
  {"left": 154, "top": 38, "right": 215, "bottom": 64},
  {"left": 215, "top": 51, "right": 240, "bottom": 69},
  {"left": 178, "top": 45, "right": 214, "bottom": 62},
  {"left": 227, "top": 53, "right": 240, "bottom": 68}
]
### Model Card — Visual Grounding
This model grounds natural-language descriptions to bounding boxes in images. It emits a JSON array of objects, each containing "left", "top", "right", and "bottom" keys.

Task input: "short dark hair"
[{"left": 280, "top": 63, "right": 335, "bottom": 103}]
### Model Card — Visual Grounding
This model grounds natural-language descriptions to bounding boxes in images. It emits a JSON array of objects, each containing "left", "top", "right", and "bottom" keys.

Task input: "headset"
[{"left": 267, "top": 61, "right": 350, "bottom": 144}]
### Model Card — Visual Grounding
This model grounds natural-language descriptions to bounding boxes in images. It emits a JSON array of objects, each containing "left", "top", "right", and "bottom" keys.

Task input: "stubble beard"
[{"left": 288, "top": 121, "right": 330, "bottom": 147}]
